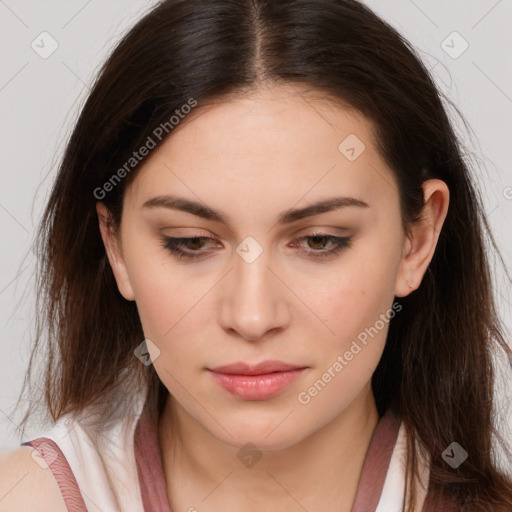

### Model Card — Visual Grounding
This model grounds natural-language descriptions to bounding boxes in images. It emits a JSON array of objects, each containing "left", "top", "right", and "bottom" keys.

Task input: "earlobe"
[
  {"left": 96, "top": 202, "right": 136, "bottom": 301},
  {"left": 394, "top": 179, "right": 449, "bottom": 298},
  {"left": 394, "top": 239, "right": 414, "bottom": 298}
]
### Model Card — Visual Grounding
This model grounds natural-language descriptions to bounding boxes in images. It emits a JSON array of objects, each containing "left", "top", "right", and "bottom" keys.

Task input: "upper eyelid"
[
  {"left": 162, "top": 226, "right": 350, "bottom": 239},
  {"left": 165, "top": 232, "right": 347, "bottom": 243}
]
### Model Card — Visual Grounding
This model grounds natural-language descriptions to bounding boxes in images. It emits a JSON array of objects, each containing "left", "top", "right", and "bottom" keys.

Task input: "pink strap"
[
  {"left": 132, "top": 403, "right": 403, "bottom": 512},
  {"left": 22, "top": 438, "right": 88, "bottom": 512},
  {"left": 133, "top": 402, "right": 172, "bottom": 512},
  {"left": 22, "top": 408, "right": 460, "bottom": 511},
  {"left": 349, "top": 410, "right": 460, "bottom": 512},
  {"left": 350, "top": 409, "right": 401, "bottom": 511}
]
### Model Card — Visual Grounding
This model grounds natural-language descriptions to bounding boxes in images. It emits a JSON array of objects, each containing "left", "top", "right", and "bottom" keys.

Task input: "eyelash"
[{"left": 160, "top": 232, "right": 352, "bottom": 261}]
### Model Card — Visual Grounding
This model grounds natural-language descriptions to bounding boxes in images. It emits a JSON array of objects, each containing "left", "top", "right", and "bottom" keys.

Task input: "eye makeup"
[{"left": 159, "top": 232, "right": 353, "bottom": 261}]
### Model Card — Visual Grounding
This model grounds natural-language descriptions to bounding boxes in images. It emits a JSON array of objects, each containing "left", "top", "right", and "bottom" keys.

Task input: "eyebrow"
[{"left": 142, "top": 194, "right": 369, "bottom": 225}]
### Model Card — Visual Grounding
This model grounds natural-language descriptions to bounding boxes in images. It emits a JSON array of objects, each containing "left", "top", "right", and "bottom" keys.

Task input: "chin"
[{"left": 212, "top": 417, "right": 309, "bottom": 452}]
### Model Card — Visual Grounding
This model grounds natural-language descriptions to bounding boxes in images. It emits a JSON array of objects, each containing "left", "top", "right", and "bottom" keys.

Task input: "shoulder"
[{"left": 0, "top": 446, "right": 68, "bottom": 512}]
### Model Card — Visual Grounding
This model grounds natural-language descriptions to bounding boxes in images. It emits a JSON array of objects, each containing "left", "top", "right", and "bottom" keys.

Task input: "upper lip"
[{"left": 209, "top": 360, "right": 307, "bottom": 375}]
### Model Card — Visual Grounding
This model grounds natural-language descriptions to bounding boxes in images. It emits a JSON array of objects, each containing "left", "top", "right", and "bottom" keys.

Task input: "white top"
[{"left": 25, "top": 392, "right": 431, "bottom": 512}]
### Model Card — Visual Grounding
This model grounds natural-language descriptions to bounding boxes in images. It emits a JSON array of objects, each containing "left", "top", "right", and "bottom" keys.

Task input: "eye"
[
  {"left": 160, "top": 232, "right": 352, "bottom": 261},
  {"left": 290, "top": 232, "right": 352, "bottom": 259},
  {"left": 160, "top": 236, "right": 217, "bottom": 261}
]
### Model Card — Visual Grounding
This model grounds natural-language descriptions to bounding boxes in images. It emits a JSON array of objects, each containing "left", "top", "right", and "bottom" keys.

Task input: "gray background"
[{"left": 1, "top": 0, "right": 511, "bottom": 452}]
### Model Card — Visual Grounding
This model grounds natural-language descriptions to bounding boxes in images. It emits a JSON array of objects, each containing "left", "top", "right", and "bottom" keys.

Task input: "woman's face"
[{"left": 99, "top": 84, "right": 428, "bottom": 450}]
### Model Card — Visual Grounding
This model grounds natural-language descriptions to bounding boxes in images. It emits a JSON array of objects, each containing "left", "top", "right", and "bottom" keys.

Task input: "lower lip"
[{"left": 209, "top": 369, "right": 307, "bottom": 400}]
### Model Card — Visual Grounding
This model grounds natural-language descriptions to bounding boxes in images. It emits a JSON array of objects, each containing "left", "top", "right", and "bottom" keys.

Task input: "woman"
[{"left": 1, "top": 0, "right": 511, "bottom": 510}]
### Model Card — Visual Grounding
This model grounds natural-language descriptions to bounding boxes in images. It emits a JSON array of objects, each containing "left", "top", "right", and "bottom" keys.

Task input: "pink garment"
[{"left": 22, "top": 397, "right": 456, "bottom": 511}]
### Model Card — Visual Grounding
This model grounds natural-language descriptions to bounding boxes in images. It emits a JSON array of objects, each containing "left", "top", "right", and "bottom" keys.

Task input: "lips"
[
  {"left": 208, "top": 360, "right": 308, "bottom": 400},
  {"left": 209, "top": 360, "right": 306, "bottom": 376}
]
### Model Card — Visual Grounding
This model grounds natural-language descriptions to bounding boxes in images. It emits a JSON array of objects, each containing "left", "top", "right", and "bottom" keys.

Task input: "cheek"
[
  {"left": 133, "top": 276, "right": 206, "bottom": 386},
  {"left": 302, "top": 249, "right": 399, "bottom": 344},
  {"left": 125, "top": 248, "right": 203, "bottom": 346},
  {"left": 294, "top": 264, "right": 394, "bottom": 416},
  {"left": 125, "top": 252, "right": 221, "bottom": 385}
]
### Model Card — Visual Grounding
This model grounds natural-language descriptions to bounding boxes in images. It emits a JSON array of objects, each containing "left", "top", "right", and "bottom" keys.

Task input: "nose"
[{"left": 218, "top": 248, "right": 291, "bottom": 342}]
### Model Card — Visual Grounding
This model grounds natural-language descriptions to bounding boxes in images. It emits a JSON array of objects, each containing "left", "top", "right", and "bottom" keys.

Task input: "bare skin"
[
  {"left": 93, "top": 82, "right": 449, "bottom": 511},
  {"left": 0, "top": 447, "right": 67, "bottom": 511}
]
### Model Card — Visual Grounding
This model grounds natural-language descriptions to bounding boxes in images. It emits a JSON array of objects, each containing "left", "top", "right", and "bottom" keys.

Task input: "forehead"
[{"left": 125, "top": 84, "right": 397, "bottom": 217}]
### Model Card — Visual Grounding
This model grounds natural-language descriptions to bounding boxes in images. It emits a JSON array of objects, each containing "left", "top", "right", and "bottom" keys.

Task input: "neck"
[{"left": 158, "top": 384, "right": 380, "bottom": 512}]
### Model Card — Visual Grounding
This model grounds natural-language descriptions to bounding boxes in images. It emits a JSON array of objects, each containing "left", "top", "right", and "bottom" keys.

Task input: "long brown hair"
[{"left": 18, "top": 0, "right": 512, "bottom": 509}]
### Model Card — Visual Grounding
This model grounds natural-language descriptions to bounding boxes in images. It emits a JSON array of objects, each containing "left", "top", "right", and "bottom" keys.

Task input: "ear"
[
  {"left": 394, "top": 179, "right": 450, "bottom": 298},
  {"left": 96, "top": 202, "right": 135, "bottom": 301}
]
